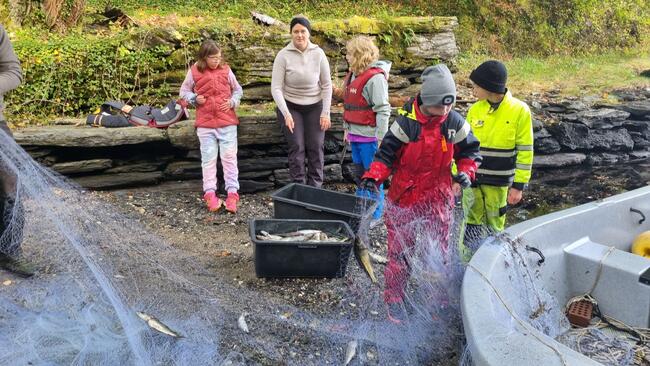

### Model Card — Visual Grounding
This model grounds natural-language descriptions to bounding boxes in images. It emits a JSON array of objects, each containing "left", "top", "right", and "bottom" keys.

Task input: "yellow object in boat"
[{"left": 631, "top": 231, "right": 650, "bottom": 258}]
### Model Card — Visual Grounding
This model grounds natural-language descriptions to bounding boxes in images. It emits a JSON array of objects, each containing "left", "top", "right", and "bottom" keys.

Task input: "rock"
[
  {"left": 185, "top": 150, "right": 201, "bottom": 160},
  {"left": 548, "top": 123, "right": 590, "bottom": 150},
  {"left": 615, "top": 101, "right": 650, "bottom": 119},
  {"left": 572, "top": 108, "right": 630, "bottom": 129},
  {"left": 562, "top": 100, "right": 589, "bottom": 111},
  {"left": 534, "top": 127, "right": 550, "bottom": 139},
  {"left": 24, "top": 148, "right": 52, "bottom": 158},
  {"left": 239, "top": 180, "right": 274, "bottom": 193},
  {"left": 324, "top": 135, "right": 343, "bottom": 154},
  {"left": 543, "top": 104, "right": 567, "bottom": 114},
  {"left": 167, "top": 120, "right": 199, "bottom": 150},
  {"left": 629, "top": 150, "right": 650, "bottom": 163},
  {"left": 241, "top": 85, "right": 273, "bottom": 102},
  {"left": 611, "top": 90, "right": 638, "bottom": 101},
  {"left": 405, "top": 32, "right": 459, "bottom": 68},
  {"left": 74, "top": 172, "right": 164, "bottom": 189},
  {"left": 273, "top": 169, "right": 291, "bottom": 185},
  {"left": 534, "top": 137, "right": 561, "bottom": 154},
  {"left": 323, "top": 164, "right": 343, "bottom": 183},
  {"left": 533, "top": 153, "right": 586, "bottom": 168},
  {"left": 14, "top": 126, "right": 167, "bottom": 147},
  {"left": 623, "top": 120, "right": 650, "bottom": 132},
  {"left": 51, "top": 159, "right": 113, "bottom": 174},
  {"left": 388, "top": 75, "right": 410, "bottom": 90},
  {"left": 588, "top": 129, "right": 634, "bottom": 152},
  {"left": 341, "top": 163, "right": 359, "bottom": 183},
  {"left": 239, "top": 156, "right": 287, "bottom": 172},
  {"left": 586, "top": 152, "right": 629, "bottom": 166},
  {"left": 629, "top": 131, "right": 650, "bottom": 149},
  {"left": 105, "top": 161, "right": 166, "bottom": 174},
  {"left": 239, "top": 170, "right": 273, "bottom": 180},
  {"left": 641, "top": 69, "right": 650, "bottom": 78},
  {"left": 532, "top": 119, "right": 544, "bottom": 132},
  {"left": 164, "top": 161, "right": 202, "bottom": 179},
  {"left": 312, "top": 16, "right": 458, "bottom": 35}
]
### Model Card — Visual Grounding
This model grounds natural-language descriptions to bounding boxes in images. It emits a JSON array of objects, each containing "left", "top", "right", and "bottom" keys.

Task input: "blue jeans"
[{"left": 351, "top": 141, "right": 384, "bottom": 220}]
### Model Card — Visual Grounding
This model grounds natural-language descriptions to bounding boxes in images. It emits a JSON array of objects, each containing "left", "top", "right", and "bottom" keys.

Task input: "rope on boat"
[
  {"left": 561, "top": 246, "right": 650, "bottom": 364},
  {"left": 467, "top": 264, "right": 568, "bottom": 366}
]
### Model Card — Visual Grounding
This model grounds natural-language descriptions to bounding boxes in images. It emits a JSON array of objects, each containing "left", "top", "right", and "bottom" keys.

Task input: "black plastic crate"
[
  {"left": 250, "top": 219, "right": 354, "bottom": 278},
  {"left": 271, "top": 183, "right": 377, "bottom": 232}
]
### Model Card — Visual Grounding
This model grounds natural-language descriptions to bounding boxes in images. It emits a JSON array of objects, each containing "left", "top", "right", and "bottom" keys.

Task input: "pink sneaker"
[
  {"left": 225, "top": 192, "right": 239, "bottom": 213},
  {"left": 203, "top": 191, "right": 222, "bottom": 212}
]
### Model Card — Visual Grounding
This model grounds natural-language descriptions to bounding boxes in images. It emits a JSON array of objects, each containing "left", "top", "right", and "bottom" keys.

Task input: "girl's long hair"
[
  {"left": 196, "top": 40, "right": 223, "bottom": 72},
  {"left": 346, "top": 36, "right": 379, "bottom": 75}
]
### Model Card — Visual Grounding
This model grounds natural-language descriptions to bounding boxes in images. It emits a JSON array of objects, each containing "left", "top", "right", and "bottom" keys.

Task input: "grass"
[{"left": 456, "top": 48, "right": 650, "bottom": 98}]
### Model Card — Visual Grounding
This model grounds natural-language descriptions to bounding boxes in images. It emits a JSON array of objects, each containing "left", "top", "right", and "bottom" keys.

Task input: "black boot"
[{"left": 0, "top": 252, "right": 35, "bottom": 278}]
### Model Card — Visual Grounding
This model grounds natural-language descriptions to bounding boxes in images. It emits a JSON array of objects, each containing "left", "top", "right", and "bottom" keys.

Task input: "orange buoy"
[{"left": 631, "top": 231, "right": 650, "bottom": 258}]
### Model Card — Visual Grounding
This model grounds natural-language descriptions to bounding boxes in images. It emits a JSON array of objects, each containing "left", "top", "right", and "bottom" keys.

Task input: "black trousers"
[{"left": 276, "top": 100, "right": 325, "bottom": 188}]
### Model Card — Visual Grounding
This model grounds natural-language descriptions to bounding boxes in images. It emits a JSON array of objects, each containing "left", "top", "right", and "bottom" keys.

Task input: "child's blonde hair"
[
  {"left": 346, "top": 36, "right": 379, "bottom": 75},
  {"left": 196, "top": 40, "right": 223, "bottom": 72}
]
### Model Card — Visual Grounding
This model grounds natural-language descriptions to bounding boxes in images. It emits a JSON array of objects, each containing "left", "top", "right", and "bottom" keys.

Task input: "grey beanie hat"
[{"left": 420, "top": 64, "right": 456, "bottom": 107}]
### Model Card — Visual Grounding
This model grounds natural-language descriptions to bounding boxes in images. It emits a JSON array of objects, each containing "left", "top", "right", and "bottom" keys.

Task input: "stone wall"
[
  {"left": 14, "top": 113, "right": 352, "bottom": 192},
  {"left": 13, "top": 93, "right": 650, "bottom": 192},
  {"left": 531, "top": 97, "right": 650, "bottom": 168},
  {"left": 146, "top": 16, "right": 459, "bottom": 102}
]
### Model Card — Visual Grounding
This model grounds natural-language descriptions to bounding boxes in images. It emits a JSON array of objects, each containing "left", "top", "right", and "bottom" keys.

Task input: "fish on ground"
[
  {"left": 344, "top": 340, "right": 358, "bottom": 365},
  {"left": 368, "top": 251, "right": 388, "bottom": 265},
  {"left": 238, "top": 313, "right": 249, "bottom": 333},
  {"left": 354, "top": 236, "right": 377, "bottom": 283},
  {"left": 136, "top": 311, "right": 183, "bottom": 338}
]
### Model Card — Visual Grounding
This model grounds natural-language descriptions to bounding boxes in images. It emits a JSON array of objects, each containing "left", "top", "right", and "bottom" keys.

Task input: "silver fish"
[
  {"left": 368, "top": 251, "right": 388, "bottom": 265},
  {"left": 136, "top": 311, "right": 183, "bottom": 338},
  {"left": 257, "top": 229, "right": 348, "bottom": 243},
  {"left": 238, "top": 313, "right": 249, "bottom": 333},
  {"left": 344, "top": 340, "right": 357, "bottom": 365}
]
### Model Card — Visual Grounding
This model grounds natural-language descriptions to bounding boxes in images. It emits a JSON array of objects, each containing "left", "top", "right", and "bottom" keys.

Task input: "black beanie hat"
[
  {"left": 469, "top": 60, "right": 508, "bottom": 94},
  {"left": 290, "top": 16, "right": 311, "bottom": 34}
]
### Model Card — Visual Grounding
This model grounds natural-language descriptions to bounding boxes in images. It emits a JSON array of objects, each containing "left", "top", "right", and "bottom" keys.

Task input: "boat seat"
[{"left": 564, "top": 237, "right": 650, "bottom": 328}]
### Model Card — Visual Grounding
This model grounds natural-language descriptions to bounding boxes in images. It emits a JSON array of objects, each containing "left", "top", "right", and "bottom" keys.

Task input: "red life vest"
[
  {"left": 191, "top": 63, "right": 239, "bottom": 129},
  {"left": 388, "top": 99, "right": 454, "bottom": 208},
  {"left": 342, "top": 67, "right": 386, "bottom": 127}
]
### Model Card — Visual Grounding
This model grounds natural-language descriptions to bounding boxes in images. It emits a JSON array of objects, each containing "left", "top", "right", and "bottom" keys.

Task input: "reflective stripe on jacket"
[
  {"left": 466, "top": 91, "right": 533, "bottom": 187},
  {"left": 363, "top": 96, "right": 481, "bottom": 207}
]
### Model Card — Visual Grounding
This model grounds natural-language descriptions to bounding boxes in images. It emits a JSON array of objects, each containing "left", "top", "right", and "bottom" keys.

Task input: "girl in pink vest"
[{"left": 180, "top": 40, "right": 243, "bottom": 213}]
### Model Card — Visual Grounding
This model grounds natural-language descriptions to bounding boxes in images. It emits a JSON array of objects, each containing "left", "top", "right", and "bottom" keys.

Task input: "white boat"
[{"left": 461, "top": 185, "right": 650, "bottom": 365}]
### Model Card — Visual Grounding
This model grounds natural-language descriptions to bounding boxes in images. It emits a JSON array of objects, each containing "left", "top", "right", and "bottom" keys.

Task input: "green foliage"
[{"left": 6, "top": 28, "right": 172, "bottom": 122}]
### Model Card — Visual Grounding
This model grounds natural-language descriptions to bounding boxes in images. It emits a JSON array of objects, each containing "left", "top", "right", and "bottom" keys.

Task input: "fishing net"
[
  {"left": 0, "top": 126, "right": 476, "bottom": 365},
  {"left": 460, "top": 234, "right": 571, "bottom": 366},
  {"left": 557, "top": 327, "right": 636, "bottom": 366}
]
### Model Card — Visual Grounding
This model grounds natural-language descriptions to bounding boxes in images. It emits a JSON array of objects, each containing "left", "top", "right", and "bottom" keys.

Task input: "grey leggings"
[{"left": 276, "top": 100, "right": 325, "bottom": 187}]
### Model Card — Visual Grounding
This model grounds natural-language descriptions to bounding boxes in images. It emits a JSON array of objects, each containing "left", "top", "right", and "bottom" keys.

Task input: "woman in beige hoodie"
[{"left": 271, "top": 16, "right": 332, "bottom": 188}]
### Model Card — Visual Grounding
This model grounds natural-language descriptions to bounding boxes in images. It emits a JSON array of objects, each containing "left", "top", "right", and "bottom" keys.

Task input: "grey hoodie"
[
  {"left": 271, "top": 41, "right": 333, "bottom": 119},
  {"left": 343, "top": 60, "right": 391, "bottom": 140},
  {"left": 0, "top": 25, "right": 22, "bottom": 122}
]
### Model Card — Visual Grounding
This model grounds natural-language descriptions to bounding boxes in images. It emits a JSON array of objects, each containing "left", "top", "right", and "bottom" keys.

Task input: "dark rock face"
[
  {"left": 588, "top": 129, "right": 634, "bottom": 152},
  {"left": 585, "top": 152, "right": 629, "bottom": 166},
  {"left": 615, "top": 101, "right": 650, "bottom": 120},
  {"left": 17, "top": 88, "right": 650, "bottom": 192},
  {"left": 534, "top": 137, "right": 561, "bottom": 154},
  {"left": 549, "top": 123, "right": 591, "bottom": 150}
]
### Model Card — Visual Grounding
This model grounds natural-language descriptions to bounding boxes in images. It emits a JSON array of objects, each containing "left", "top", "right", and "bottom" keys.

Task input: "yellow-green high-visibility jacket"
[{"left": 466, "top": 91, "right": 533, "bottom": 189}]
